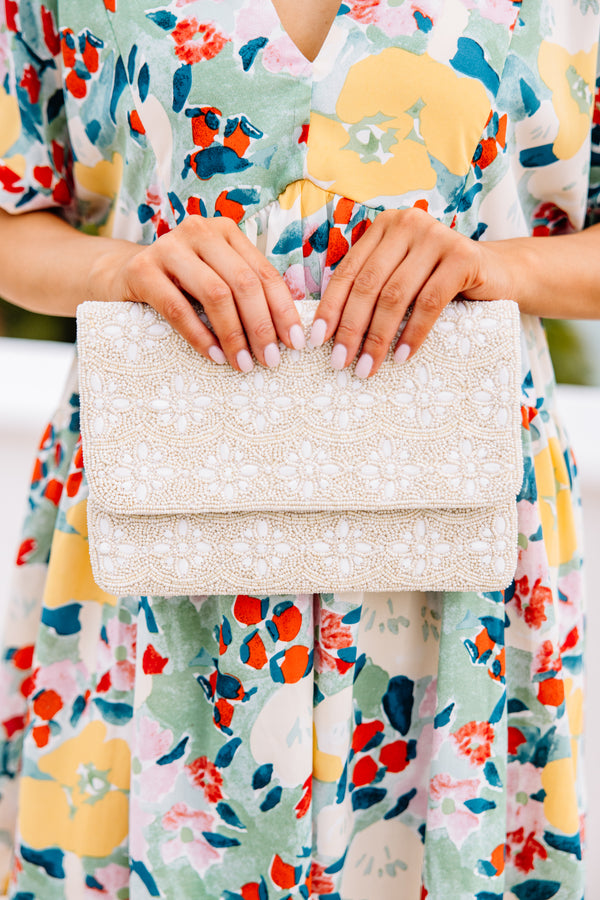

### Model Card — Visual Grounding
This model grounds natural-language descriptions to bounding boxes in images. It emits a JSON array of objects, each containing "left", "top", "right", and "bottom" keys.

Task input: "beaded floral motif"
[
  {"left": 86, "top": 505, "right": 518, "bottom": 594},
  {"left": 77, "top": 299, "right": 523, "bottom": 514},
  {"left": 78, "top": 298, "right": 522, "bottom": 593}
]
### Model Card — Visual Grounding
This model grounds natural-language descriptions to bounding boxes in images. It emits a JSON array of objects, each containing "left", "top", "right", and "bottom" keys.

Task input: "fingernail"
[
  {"left": 394, "top": 343, "right": 410, "bottom": 365},
  {"left": 354, "top": 353, "right": 373, "bottom": 379},
  {"left": 236, "top": 349, "right": 254, "bottom": 373},
  {"left": 309, "top": 318, "right": 327, "bottom": 348},
  {"left": 208, "top": 345, "right": 226, "bottom": 365},
  {"left": 330, "top": 344, "right": 347, "bottom": 370},
  {"left": 264, "top": 342, "right": 281, "bottom": 368},
  {"left": 289, "top": 323, "right": 306, "bottom": 350}
]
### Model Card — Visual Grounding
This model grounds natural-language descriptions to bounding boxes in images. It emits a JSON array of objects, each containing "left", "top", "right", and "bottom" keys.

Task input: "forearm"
[
  {"left": 487, "top": 224, "right": 600, "bottom": 319},
  {"left": 0, "top": 208, "right": 139, "bottom": 317}
]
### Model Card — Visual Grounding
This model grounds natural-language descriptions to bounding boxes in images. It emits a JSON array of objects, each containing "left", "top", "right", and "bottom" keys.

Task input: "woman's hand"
[
  {"left": 309, "top": 208, "right": 514, "bottom": 377},
  {"left": 89, "top": 215, "right": 305, "bottom": 372}
]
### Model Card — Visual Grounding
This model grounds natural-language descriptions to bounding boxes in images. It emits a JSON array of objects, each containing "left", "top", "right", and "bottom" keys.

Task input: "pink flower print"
[
  {"left": 85, "top": 862, "right": 129, "bottom": 897},
  {"left": 235, "top": 0, "right": 278, "bottom": 44},
  {"left": 263, "top": 36, "right": 312, "bottom": 75},
  {"left": 162, "top": 802, "right": 223, "bottom": 873},
  {"left": 137, "top": 716, "right": 173, "bottom": 762},
  {"left": 186, "top": 756, "right": 224, "bottom": 803},
  {"left": 111, "top": 658, "right": 135, "bottom": 691},
  {"left": 428, "top": 774, "right": 481, "bottom": 846},
  {"left": 506, "top": 761, "right": 547, "bottom": 833},
  {"left": 129, "top": 800, "right": 156, "bottom": 861},
  {"left": 27, "top": 659, "right": 83, "bottom": 711},
  {"left": 283, "top": 263, "right": 306, "bottom": 302}
]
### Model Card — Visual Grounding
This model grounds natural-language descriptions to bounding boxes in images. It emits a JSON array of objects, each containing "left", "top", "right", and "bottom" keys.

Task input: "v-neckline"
[{"left": 267, "top": 0, "right": 346, "bottom": 68}]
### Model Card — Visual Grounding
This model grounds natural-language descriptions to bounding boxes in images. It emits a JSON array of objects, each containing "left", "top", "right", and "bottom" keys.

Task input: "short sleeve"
[{"left": 0, "top": 0, "right": 77, "bottom": 219}]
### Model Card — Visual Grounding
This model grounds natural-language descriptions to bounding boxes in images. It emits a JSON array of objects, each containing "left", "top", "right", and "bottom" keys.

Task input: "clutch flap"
[{"left": 77, "top": 298, "right": 523, "bottom": 516}]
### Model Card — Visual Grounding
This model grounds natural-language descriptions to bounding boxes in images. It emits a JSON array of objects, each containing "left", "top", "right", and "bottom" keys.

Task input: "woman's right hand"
[{"left": 88, "top": 215, "right": 305, "bottom": 372}]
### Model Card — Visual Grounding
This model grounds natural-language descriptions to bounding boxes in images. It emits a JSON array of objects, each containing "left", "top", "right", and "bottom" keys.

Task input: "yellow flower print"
[
  {"left": 74, "top": 151, "right": 123, "bottom": 236},
  {"left": 18, "top": 721, "right": 130, "bottom": 856},
  {"left": 533, "top": 436, "right": 578, "bottom": 567},
  {"left": 564, "top": 676, "right": 583, "bottom": 774},
  {"left": 307, "top": 47, "right": 490, "bottom": 202},
  {"left": 538, "top": 41, "right": 597, "bottom": 160},
  {"left": 0, "top": 84, "right": 26, "bottom": 177},
  {"left": 43, "top": 500, "right": 117, "bottom": 608},
  {"left": 540, "top": 756, "right": 579, "bottom": 835}
]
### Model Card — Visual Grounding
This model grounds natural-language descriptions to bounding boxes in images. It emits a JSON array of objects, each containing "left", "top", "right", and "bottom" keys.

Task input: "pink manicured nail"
[
  {"left": 309, "top": 318, "right": 327, "bottom": 348},
  {"left": 330, "top": 344, "right": 347, "bottom": 370},
  {"left": 354, "top": 353, "right": 373, "bottom": 379},
  {"left": 289, "top": 323, "right": 306, "bottom": 350},
  {"left": 236, "top": 349, "right": 254, "bottom": 372},
  {"left": 208, "top": 345, "right": 226, "bottom": 365},
  {"left": 264, "top": 342, "right": 281, "bottom": 368},
  {"left": 394, "top": 343, "right": 410, "bottom": 365}
]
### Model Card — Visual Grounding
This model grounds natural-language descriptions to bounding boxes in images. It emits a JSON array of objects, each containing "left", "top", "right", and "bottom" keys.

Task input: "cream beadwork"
[{"left": 77, "top": 298, "right": 523, "bottom": 595}]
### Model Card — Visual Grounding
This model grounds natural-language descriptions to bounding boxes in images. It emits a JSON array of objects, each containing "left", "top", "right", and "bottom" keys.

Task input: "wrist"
[{"left": 85, "top": 239, "right": 143, "bottom": 305}]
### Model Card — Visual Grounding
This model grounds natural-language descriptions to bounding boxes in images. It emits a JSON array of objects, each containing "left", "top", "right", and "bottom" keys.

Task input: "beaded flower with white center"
[
  {"left": 149, "top": 373, "right": 213, "bottom": 434},
  {"left": 152, "top": 519, "right": 212, "bottom": 578},
  {"left": 471, "top": 365, "right": 513, "bottom": 429},
  {"left": 436, "top": 301, "right": 501, "bottom": 356},
  {"left": 228, "top": 369, "right": 294, "bottom": 433},
  {"left": 469, "top": 514, "right": 509, "bottom": 575},
  {"left": 95, "top": 515, "right": 138, "bottom": 575},
  {"left": 231, "top": 519, "right": 291, "bottom": 577},
  {"left": 357, "top": 438, "right": 423, "bottom": 499},
  {"left": 311, "top": 370, "right": 377, "bottom": 431},
  {"left": 439, "top": 439, "right": 503, "bottom": 499},
  {"left": 113, "top": 441, "right": 175, "bottom": 502},
  {"left": 391, "top": 363, "right": 456, "bottom": 428},
  {"left": 197, "top": 442, "right": 259, "bottom": 501},
  {"left": 101, "top": 302, "right": 169, "bottom": 362},
  {"left": 390, "top": 517, "right": 453, "bottom": 576},
  {"left": 87, "top": 371, "right": 130, "bottom": 436},
  {"left": 276, "top": 440, "right": 341, "bottom": 499},
  {"left": 312, "top": 519, "right": 375, "bottom": 577}
]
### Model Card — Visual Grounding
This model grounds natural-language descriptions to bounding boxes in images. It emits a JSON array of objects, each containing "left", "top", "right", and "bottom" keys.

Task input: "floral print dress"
[{"left": 0, "top": 0, "right": 598, "bottom": 897}]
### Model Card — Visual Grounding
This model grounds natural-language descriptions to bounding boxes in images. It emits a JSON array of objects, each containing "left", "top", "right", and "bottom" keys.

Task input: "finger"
[
  {"left": 330, "top": 242, "right": 412, "bottom": 370},
  {"left": 309, "top": 220, "right": 381, "bottom": 347},
  {"left": 227, "top": 227, "right": 305, "bottom": 350},
  {"left": 125, "top": 259, "right": 229, "bottom": 365},
  {"left": 183, "top": 230, "right": 280, "bottom": 369},
  {"left": 356, "top": 245, "right": 439, "bottom": 377},
  {"left": 158, "top": 242, "right": 255, "bottom": 372},
  {"left": 394, "top": 259, "right": 468, "bottom": 362}
]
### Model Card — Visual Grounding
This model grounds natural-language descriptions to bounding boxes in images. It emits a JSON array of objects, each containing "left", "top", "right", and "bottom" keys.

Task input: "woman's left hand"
[{"left": 309, "top": 207, "right": 515, "bottom": 377}]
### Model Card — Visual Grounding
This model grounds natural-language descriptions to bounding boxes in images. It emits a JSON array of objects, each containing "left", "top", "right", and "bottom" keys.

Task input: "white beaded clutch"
[{"left": 77, "top": 298, "right": 523, "bottom": 596}]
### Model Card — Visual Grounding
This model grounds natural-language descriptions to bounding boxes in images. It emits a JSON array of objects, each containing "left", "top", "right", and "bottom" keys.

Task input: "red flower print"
[
  {"left": 172, "top": 19, "right": 229, "bottom": 64},
  {"left": 294, "top": 774, "right": 312, "bottom": 819},
  {"left": 319, "top": 609, "right": 353, "bottom": 651},
  {"left": 513, "top": 576, "right": 551, "bottom": 629},
  {"left": 309, "top": 862, "right": 335, "bottom": 894},
  {"left": 352, "top": 755, "right": 378, "bottom": 786},
  {"left": 187, "top": 756, "right": 224, "bottom": 802},
  {"left": 351, "top": 719, "right": 384, "bottom": 753},
  {"left": 532, "top": 201, "right": 575, "bottom": 237},
  {"left": 451, "top": 721, "right": 495, "bottom": 766},
  {"left": 346, "top": 0, "right": 380, "bottom": 23},
  {"left": 506, "top": 827, "right": 548, "bottom": 873}
]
